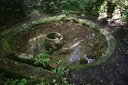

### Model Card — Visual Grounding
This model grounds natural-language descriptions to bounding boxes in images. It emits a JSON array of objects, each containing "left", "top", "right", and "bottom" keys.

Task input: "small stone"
[
  {"left": 80, "top": 58, "right": 88, "bottom": 64},
  {"left": 18, "top": 53, "right": 33, "bottom": 59},
  {"left": 27, "top": 54, "right": 34, "bottom": 59}
]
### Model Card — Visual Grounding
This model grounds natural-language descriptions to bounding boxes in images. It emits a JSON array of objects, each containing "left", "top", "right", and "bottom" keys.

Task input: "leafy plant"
[
  {"left": 61, "top": 77, "right": 68, "bottom": 84},
  {"left": 122, "top": 10, "right": 128, "bottom": 22},
  {"left": 0, "top": 73, "right": 4, "bottom": 78},
  {"left": 110, "top": 81, "right": 114, "bottom": 85},
  {"left": 36, "top": 78, "right": 50, "bottom": 85},
  {"left": 52, "top": 67, "right": 69, "bottom": 76},
  {"left": 34, "top": 51, "right": 51, "bottom": 67},
  {"left": 6, "top": 78, "right": 27, "bottom": 85},
  {"left": 2, "top": 37, "right": 12, "bottom": 52},
  {"left": 39, "top": 0, "right": 101, "bottom": 15},
  {"left": 52, "top": 77, "right": 74, "bottom": 85}
]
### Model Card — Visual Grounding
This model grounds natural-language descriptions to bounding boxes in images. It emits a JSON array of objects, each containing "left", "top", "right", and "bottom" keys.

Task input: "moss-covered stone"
[{"left": 0, "top": 57, "right": 57, "bottom": 82}]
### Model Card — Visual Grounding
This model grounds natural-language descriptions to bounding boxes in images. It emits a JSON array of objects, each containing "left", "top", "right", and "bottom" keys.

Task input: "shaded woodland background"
[{"left": 0, "top": 0, "right": 127, "bottom": 31}]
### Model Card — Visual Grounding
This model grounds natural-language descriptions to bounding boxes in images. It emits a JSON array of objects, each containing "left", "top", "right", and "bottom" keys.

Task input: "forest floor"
[{"left": 0, "top": 14, "right": 128, "bottom": 85}]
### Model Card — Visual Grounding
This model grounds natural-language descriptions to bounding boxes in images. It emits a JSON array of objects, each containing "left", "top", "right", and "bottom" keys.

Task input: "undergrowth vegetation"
[
  {"left": 39, "top": 0, "right": 104, "bottom": 15},
  {"left": 20, "top": 0, "right": 128, "bottom": 23}
]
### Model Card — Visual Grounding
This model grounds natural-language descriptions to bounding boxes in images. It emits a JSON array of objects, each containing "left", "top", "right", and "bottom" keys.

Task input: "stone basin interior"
[
  {"left": 46, "top": 32, "right": 62, "bottom": 40},
  {"left": 4, "top": 21, "right": 108, "bottom": 69}
]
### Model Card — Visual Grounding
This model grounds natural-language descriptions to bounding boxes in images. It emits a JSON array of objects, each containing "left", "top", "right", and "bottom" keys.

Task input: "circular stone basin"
[
  {"left": 0, "top": 15, "right": 116, "bottom": 69},
  {"left": 44, "top": 32, "right": 63, "bottom": 52}
]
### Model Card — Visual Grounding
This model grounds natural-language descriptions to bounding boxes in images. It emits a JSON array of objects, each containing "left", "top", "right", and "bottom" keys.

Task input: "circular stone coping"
[
  {"left": 46, "top": 32, "right": 63, "bottom": 41},
  {"left": 1, "top": 15, "right": 117, "bottom": 70}
]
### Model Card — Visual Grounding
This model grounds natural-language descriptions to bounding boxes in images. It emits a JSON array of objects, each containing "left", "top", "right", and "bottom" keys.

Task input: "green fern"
[
  {"left": 34, "top": 51, "right": 51, "bottom": 67},
  {"left": 52, "top": 67, "right": 69, "bottom": 76}
]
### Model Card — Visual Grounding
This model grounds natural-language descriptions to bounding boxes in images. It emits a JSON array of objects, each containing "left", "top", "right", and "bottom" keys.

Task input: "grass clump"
[
  {"left": 34, "top": 51, "right": 51, "bottom": 67},
  {"left": 52, "top": 67, "right": 69, "bottom": 76}
]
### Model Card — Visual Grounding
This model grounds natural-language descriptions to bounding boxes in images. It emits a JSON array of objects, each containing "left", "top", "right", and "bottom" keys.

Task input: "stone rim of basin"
[
  {"left": 0, "top": 15, "right": 117, "bottom": 70},
  {"left": 46, "top": 32, "right": 63, "bottom": 41},
  {"left": 44, "top": 32, "right": 63, "bottom": 52}
]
